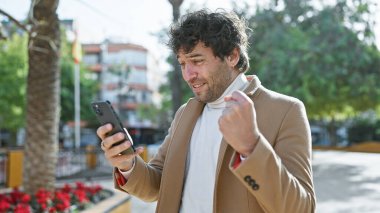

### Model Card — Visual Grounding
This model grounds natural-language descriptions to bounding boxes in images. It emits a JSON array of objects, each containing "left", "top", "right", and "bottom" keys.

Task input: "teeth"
[{"left": 193, "top": 83, "right": 204, "bottom": 88}]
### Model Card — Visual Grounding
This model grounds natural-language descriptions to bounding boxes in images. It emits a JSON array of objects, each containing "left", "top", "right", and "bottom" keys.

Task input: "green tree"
[
  {"left": 245, "top": 0, "right": 380, "bottom": 145},
  {"left": 145, "top": 1, "right": 380, "bottom": 143},
  {"left": 60, "top": 32, "right": 98, "bottom": 127},
  {"left": 0, "top": 34, "right": 28, "bottom": 140},
  {"left": 0, "top": 24, "right": 98, "bottom": 144}
]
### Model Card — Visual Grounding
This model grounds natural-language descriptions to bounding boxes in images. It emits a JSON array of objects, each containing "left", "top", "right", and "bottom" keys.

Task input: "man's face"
[{"left": 177, "top": 42, "right": 238, "bottom": 103}]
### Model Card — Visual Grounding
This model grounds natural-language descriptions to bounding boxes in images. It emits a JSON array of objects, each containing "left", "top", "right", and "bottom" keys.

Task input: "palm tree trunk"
[{"left": 23, "top": 0, "right": 61, "bottom": 194}]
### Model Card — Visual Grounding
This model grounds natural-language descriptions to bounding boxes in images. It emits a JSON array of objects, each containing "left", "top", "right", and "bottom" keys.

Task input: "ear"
[{"left": 226, "top": 48, "right": 240, "bottom": 69}]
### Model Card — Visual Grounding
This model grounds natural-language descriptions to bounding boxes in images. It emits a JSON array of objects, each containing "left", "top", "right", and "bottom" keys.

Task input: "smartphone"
[{"left": 91, "top": 100, "right": 135, "bottom": 155}]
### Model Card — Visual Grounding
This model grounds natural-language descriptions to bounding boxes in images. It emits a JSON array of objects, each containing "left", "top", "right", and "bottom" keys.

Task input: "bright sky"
[
  {"left": 0, "top": 0, "right": 258, "bottom": 69},
  {"left": 1, "top": 0, "right": 380, "bottom": 68}
]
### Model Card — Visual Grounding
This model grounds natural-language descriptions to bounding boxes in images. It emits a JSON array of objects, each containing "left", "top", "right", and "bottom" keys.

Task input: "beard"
[{"left": 191, "top": 62, "right": 236, "bottom": 103}]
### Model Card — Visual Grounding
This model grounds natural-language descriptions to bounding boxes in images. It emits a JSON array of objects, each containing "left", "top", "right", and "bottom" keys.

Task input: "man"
[{"left": 97, "top": 9, "right": 316, "bottom": 213}]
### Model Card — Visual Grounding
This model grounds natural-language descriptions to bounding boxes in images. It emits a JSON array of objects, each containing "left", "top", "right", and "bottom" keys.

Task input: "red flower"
[
  {"left": 75, "top": 182, "right": 85, "bottom": 190},
  {"left": 21, "top": 194, "right": 31, "bottom": 204},
  {"left": 35, "top": 188, "right": 52, "bottom": 210},
  {"left": 53, "top": 191, "right": 71, "bottom": 211},
  {"left": 74, "top": 189, "right": 88, "bottom": 203},
  {"left": 61, "top": 183, "right": 71, "bottom": 193},
  {"left": 87, "top": 185, "right": 103, "bottom": 195},
  {"left": 0, "top": 181, "right": 110, "bottom": 212},
  {"left": 39, "top": 202, "right": 47, "bottom": 211},
  {"left": 14, "top": 204, "right": 31, "bottom": 213},
  {"left": 0, "top": 199, "right": 11, "bottom": 212},
  {"left": 48, "top": 207, "right": 56, "bottom": 213},
  {"left": 10, "top": 187, "right": 24, "bottom": 204}
]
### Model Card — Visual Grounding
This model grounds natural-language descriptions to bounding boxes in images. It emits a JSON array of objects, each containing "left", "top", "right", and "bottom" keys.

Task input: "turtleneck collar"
[{"left": 207, "top": 73, "right": 249, "bottom": 109}]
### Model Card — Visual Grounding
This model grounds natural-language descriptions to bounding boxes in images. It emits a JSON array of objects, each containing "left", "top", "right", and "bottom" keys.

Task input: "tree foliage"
[
  {"left": 0, "top": 30, "right": 98, "bottom": 138},
  {"left": 153, "top": 0, "right": 380, "bottom": 136},
  {"left": 59, "top": 31, "right": 98, "bottom": 126},
  {"left": 245, "top": 0, "right": 380, "bottom": 119},
  {"left": 0, "top": 34, "right": 28, "bottom": 134}
]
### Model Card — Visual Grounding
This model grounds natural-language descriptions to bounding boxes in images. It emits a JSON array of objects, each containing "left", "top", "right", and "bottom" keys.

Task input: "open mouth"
[
  {"left": 190, "top": 82, "right": 207, "bottom": 94},
  {"left": 192, "top": 83, "right": 206, "bottom": 89}
]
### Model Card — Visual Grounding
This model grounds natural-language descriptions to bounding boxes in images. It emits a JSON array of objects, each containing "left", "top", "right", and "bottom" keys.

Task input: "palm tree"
[
  {"left": 168, "top": 0, "right": 184, "bottom": 115},
  {"left": 23, "top": 0, "right": 61, "bottom": 194}
]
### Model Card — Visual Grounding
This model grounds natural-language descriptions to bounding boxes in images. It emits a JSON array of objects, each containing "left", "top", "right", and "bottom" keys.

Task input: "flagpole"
[
  {"left": 74, "top": 63, "right": 80, "bottom": 150},
  {"left": 73, "top": 21, "right": 82, "bottom": 150}
]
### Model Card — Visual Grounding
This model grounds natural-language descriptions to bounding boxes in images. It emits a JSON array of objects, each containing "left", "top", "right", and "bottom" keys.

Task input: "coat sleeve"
[
  {"left": 229, "top": 100, "right": 316, "bottom": 213},
  {"left": 113, "top": 105, "right": 186, "bottom": 202}
]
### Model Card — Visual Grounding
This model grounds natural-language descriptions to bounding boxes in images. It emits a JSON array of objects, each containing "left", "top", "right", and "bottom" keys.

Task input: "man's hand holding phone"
[{"left": 97, "top": 123, "right": 144, "bottom": 172}]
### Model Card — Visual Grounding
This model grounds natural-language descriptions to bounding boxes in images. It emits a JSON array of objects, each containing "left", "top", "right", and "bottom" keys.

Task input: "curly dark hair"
[{"left": 168, "top": 9, "right": 250, "bottom": 73}]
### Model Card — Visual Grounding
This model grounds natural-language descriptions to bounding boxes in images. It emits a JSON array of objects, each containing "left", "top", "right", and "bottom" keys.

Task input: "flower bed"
[{"left": 0, "top": 182, "right": 113, "bottom": 213}]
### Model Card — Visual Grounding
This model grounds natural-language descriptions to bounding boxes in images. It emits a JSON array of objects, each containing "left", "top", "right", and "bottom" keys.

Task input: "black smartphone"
[{"left": 91, "top": 100, "right": 135, "bottom": 155}]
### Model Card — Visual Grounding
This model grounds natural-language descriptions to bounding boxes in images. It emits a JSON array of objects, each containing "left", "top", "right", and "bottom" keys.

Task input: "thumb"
[
  {"left": 224, "top": 95, "right": 235, "bottom": 102},
  {"left": 134, "top": 146, "right": 145, "bottom": 155}
]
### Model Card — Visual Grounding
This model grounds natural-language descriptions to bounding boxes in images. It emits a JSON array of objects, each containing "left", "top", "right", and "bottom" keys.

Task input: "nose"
[{"left": 182, "top": 63, "right": 197, "bottom": 82}]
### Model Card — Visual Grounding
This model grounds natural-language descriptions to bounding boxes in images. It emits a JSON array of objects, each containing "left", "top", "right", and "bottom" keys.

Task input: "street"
[{"left": 313, "top": 150, "right": 380, "bottom": 213}]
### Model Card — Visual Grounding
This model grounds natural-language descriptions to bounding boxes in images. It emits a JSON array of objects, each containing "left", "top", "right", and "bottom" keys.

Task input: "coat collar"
[{"left": 244, "top": 75, "right": 262, "bottom": 96}]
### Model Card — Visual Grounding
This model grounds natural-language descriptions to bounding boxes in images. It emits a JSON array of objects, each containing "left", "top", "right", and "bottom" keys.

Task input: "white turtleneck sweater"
[{"left": 180, "top": 73, "right": 249, "bottom": 213}]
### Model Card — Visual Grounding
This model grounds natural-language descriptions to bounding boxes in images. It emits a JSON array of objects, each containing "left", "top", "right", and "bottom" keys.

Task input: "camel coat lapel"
[{"left": 155, "top": 98, "right": 205, "bottom": 213}]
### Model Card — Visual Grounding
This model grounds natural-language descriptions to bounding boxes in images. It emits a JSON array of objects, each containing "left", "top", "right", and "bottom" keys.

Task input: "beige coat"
[{"left": 115, "top": 76, "right": 316, "bottom": 213}]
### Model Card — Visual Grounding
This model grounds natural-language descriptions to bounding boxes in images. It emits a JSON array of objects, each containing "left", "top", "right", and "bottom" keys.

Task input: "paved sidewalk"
[
  {"left": 313, "top": 150, "right": 380, "bottom": 213},
  {"left": 97, "top": 150, "right": 380, "bottom": 213}
]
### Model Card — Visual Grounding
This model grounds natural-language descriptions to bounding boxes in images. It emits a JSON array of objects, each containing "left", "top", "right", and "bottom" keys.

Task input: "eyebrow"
[
  {"left": 185, "top": 53, "right": 203, "bottom": 58},
  {"left": 176, "top": 52, "right": 203, "bottom": 59},
  {"left": 176, "top": 52, "right": 203, "bottom": 60}
]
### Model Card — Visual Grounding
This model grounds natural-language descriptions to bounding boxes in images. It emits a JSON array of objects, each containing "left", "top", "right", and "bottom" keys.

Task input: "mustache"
[{"left": 187, "top": 77, "right": 205, "bottom": 84}]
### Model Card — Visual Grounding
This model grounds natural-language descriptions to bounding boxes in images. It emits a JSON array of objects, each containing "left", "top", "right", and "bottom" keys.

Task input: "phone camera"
[{"left": 93, "top": 105, "right": 103, "bottom": 116}]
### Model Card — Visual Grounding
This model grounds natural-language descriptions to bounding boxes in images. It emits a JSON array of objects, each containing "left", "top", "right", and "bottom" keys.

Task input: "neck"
[{"left": 207, "top": 73, "right": 248, "bottom": 109}]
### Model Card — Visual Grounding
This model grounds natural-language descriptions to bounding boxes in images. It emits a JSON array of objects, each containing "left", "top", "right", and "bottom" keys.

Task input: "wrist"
[
  {"left": 241, "top": 134, "right": 260, "bottom": 157},
  {"left": 119, "top": 168, "right": 130, "bottom": 172},
  {"left": 118, "top": 159, "right": 135, "bottom": 172}
]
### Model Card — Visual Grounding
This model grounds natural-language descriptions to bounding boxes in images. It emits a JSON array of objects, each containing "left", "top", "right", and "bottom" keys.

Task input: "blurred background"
[{"left": 0, "top": 0, "right": 379, "bottom": 212}]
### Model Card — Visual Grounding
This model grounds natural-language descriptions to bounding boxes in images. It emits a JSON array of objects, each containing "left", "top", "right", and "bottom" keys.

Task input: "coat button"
[
  {"left": 249, "top": 179, "right": 256, "bottom": 186},
  {"left": 252, "top": 183, "right": 260, "bottom": 190},
  {"left": 244, "top": 175, "right": 259, "bottom": 190}
]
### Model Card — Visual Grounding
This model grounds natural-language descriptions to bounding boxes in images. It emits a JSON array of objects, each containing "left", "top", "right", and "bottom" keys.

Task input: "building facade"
[{"left": 83, "top": 41, "right": 158, "bottom": 145}]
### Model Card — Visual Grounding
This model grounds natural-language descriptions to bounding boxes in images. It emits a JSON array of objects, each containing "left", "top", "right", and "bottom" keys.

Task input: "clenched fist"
[{"left": 218, "top": 90, "right": 260, "bottom": 157}]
